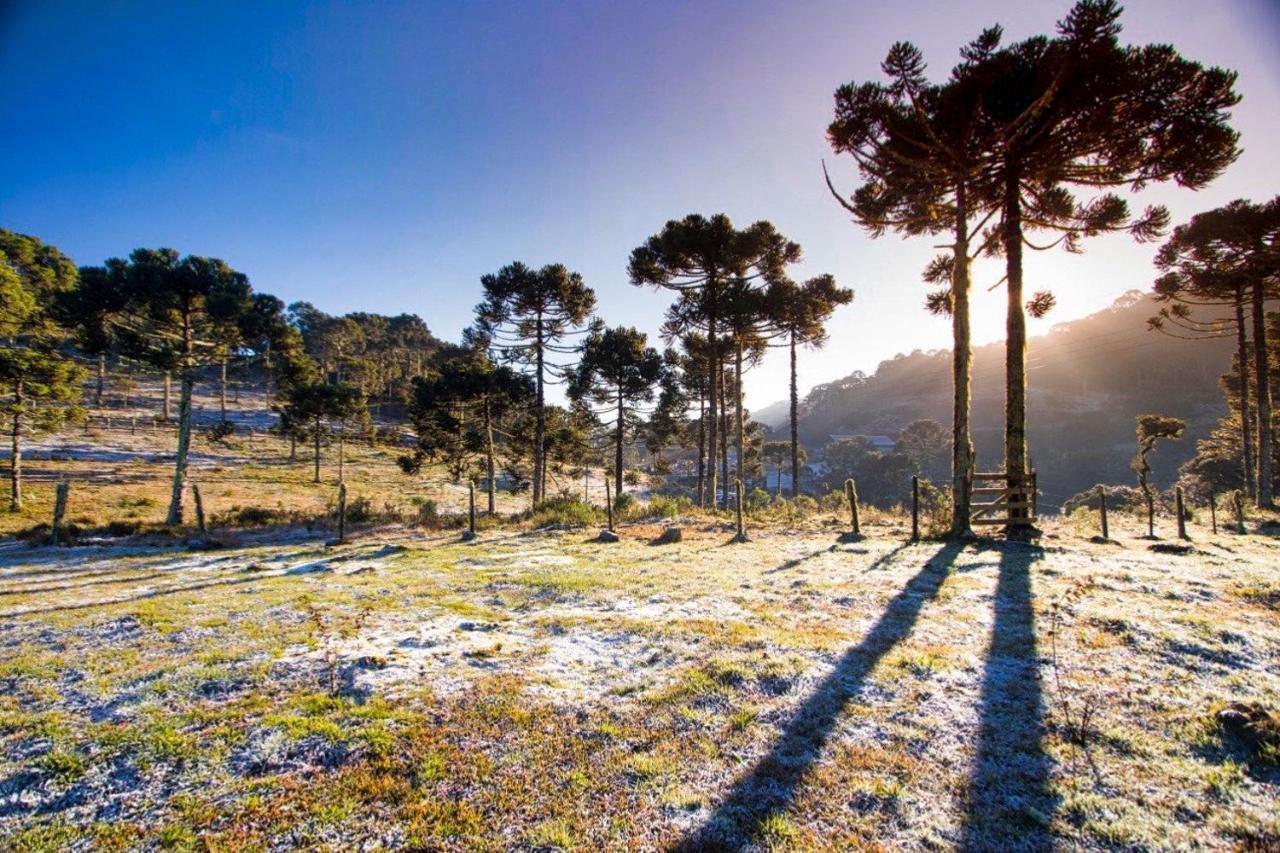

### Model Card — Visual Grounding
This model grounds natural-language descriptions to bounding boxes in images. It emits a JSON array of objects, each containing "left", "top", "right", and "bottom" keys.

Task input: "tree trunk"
[
  {"left": 706, "top": 304, "right": 719, "bottom": 511},
  {"left": 615, "top": 389, "right": 625, "bottom": 499},
  {"left": 314, "top": 416, "right": 322, "bottom": 484},
  {"left": 719, "top": 367, "right": 729, "bottom": 509},
  {"left": 166, "top": 369, "right": 195, "bottom": 525},
  {"left": 163, "top": 371, "right": 172, "bottom": 421},
  {"left": 735, "top": 337, "right": 745, "bottom": 496},
  {"left": 485, "top": 397, "right": 496, "bottom": 514},
  {"left": 1252, "top": 282, "right": 1273, "bottom": 507},
  {"left": 950, "top": 185, "right": 975, "bottom": 538},
  {"left": 290, "top": 433, "right": 297, "bottom": 462},
  {"left": 696, "top": 391, "right": 706, "bottom": 508},
  {"left": 1002, "top": 167, "right": 1029, "bottom": 531},
  {"left": 789, "top": 333, "right": 800, "bottom": 499},
  {"left": 534, "top": 313, "right": 545, "bottom": 503},
  {"left": 219, "top": 357, "right": 228, "bottom": 421},
  {"left": 1235, "top": 288, "right": 1255, "bottom": 497},
  {"left": 165, "top": 310, "right": 197, "bottom": 527},
  {"left": 96, "top": 354, "right": 105, "bottom": 407},
  {"left": 338, "top": 423, "right": 345, "bottom": 483},
  {"left": 10, "top": 381, "right": 22, "bottom": 512}
]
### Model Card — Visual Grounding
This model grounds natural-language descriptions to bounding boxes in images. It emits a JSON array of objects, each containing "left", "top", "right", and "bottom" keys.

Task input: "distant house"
[{"left": 828, "top": 433, "right": 897, "bottom": 451}]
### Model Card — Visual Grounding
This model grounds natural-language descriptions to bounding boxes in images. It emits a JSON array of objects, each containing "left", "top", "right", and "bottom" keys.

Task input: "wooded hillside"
[{"left": 765, "top": 292, "right": 1233, "bottom": 507}]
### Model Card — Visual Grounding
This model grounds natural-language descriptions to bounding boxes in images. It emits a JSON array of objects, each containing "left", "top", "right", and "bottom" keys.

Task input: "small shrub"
[
  {"left": 647, "top": 494, "right": 692, "bottom": 519},
  {"left": 411, "top": 497, "right": 439, "bottom": 526},
  {"left": 345, "top": 496, "right": 375, "bottom": 524},
  {"left": 612, "top": 492, "right": 637, "bottom": 518},
  {"left": 526, "top": 498, "right": 599, "bottom": 529},
  {"left": 1061, "top": 484, "right": 1147, "bottom": 516},
  {"left": 207, "top": 420, "right": 236, "bottom": 442},
  {"left": 916, "top": 479, "right": 952, "bottom": 538},
  {"left": 624, "top": 469, "right": 641, "bottom": 486},
  {"left": 819, "top": 490, "right": 847, "bottom": 514},
  {"left": 225, "top": 506, "right": 283, "bottom": 527},
  {"left": 793, "top": 495, "right": 819, "bottom": 517}
]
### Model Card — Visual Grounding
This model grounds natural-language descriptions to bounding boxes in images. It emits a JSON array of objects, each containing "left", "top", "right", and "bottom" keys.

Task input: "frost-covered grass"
[{"left": 2, "top": 504, "right": 1279, "bottom": 850}]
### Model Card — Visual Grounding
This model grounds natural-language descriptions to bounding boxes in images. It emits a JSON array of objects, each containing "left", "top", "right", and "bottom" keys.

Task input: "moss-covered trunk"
[
  {"left": 166, "top": 369, "right": 195, "bottom": 526},
  {"left": 533, "top": 312, "right": 546, "bottom": 504},
  {"left": 706, "top": 301, "right": 719, "bottom": 511},
  {"left": 696, "top": 391, "right": 706, "bottom": 508},
  {"left": 485, "top": 396, "right": 496, "bottom": 514},
  {"left": 1002, "top": 167, "right": 1030, "bottom": 532},
  {"left": 10, "top": 380, "right": 22, "bottom": 512},
  {"left": 735, "top": 337, "right": 745, "bottom": 491},
  {"left": 789, "top": 333, "right": 800, "bottom": 499},
  {"left": 614, "top": 389, "right": 625, "bottom": 499},
  {"left": 1235, "top": 288, "right": 1255, "bottom": 497},
  {"left": 1252, "top": 282, "right": 1272, "bottom": 507},
  {"left": 950, "top": 185, "right": 975, "bottom": 538},
  {"left": 165, "top": 312, "right": 195, "bottom": 527}
]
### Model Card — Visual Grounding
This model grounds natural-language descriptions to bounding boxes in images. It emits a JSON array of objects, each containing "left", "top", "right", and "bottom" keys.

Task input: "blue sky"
[{"left": 3, "top": 0, "right": 1278, "bottom": 409}]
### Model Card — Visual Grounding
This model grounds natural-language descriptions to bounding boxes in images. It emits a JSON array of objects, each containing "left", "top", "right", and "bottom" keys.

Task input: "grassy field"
[{"left": 1, "top": 412, "right": 1279, "bottom": 850}]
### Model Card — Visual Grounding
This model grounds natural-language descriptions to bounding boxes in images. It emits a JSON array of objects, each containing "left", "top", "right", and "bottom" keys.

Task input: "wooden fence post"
[
  {"left": 191, "top": 482, "right": 207, "bottom": 535},
  {"left": 1098, "top": 485, "right": 1109, "bottom": 540},
  {"left": 845, "top": 478, "right": 860, "bottom": 536},
  {"left": 605, "top": 478, "right": 614, "bottom": 533},
  {"left": 911, "top": 476, "right": 920, "bottom": 541},
  {"left": 1209, "top": 492, "right": 1217, "bottom": 534},
  {"left": 1175, "top": 486, "right": 1188, "bottom": 540},
  {"left": 733, "top": 479, "right": 747, "bottom": 543},
  {"left": 337, "top": 482, "right": 347, "bottom": 544},
  {"left": 466, "top": 479, "right": 477, "bottom": 539},
  {"left": 1030, "top": 471, "right": 1038, "bottom": 520},
  {"left": 51, "top": 482, "right": 69, "bottom": 546}
]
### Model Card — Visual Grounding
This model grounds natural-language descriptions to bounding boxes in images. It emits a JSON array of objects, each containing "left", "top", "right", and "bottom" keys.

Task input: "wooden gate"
[{"left": 969, "top": 471, "right": 1037, "bottom": 527}]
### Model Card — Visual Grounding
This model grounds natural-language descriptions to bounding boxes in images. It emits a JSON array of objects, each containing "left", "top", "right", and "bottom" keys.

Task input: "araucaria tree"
[
  {"left": 629, "top": 214, "right": 798, "bottom": 508},
  {"left": 961, "top": 0, "right": 1238, "bottom": 529},
  {"left": 766, "top": 275, "right": 852, "bottom": 497},
  {"left": 282, "top": 381, "right": 369, "bottom": 484},
  {"left": 830, "top": 1, "right": 1239, "bottom": 535},
  {"left": 1133, "top": 414, "right": 1185, "bottom": 537},
  {"left": 1151, "top": 198, "right": 1279, "bottom": 507},
  {"left": 399, "top": 344, "right": 532, "bottom": 512},
  {"left": 474, "top": 262, "right": 596, "bottom": 503},
  {"left": 74, "top": 249, "right": 271, "bottom": 524},
  {"left": 0, "top": 230, "right": 85, "bottom": 511},
  {"left": 826, "top": 33, "right": 999, "bottom": 537},
  {"left": 643, "top": 352, "right": 687, "bottom": 470},
  {"left": 568, "top": 325, "right": 664, "bottom": 499}
]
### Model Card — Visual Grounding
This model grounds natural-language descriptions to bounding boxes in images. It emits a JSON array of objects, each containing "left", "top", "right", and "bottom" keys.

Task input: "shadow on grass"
[
  {"left": 678, "top": 541, "right": 964, "bottom": 851},
  {"left": 763, "top": 546, "right": 831, "bottom": 574},
  {"left": 959, "top": 543, "right": 1057, "bottom": 851}
]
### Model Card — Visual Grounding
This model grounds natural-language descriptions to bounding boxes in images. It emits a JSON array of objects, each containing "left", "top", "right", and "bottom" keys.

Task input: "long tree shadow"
[
  {"left": 679, "top": 541, "right": 966, "bottom": 851},
  {"left": 960, "top": 543, "right": 1057, "bottom": 851}
]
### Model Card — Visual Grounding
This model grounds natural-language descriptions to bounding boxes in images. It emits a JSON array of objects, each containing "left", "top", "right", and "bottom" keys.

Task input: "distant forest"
[{"left": 760, "top": 292, "right": 1233, "bottom": 510}]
